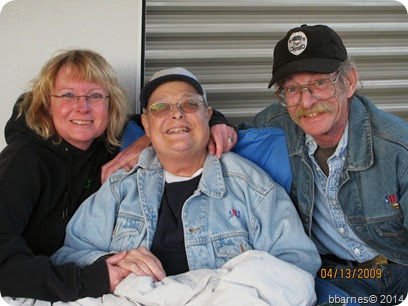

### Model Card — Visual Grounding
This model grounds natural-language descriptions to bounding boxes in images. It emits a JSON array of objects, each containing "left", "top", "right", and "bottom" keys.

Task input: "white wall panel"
[{"left": 0, "top": 0, "right": 144, "bottom": 150}]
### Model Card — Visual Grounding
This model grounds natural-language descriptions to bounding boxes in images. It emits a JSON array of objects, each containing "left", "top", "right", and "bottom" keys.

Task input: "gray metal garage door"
[{"left": 144, "top": 0, "right": 408, "bottom": 124}]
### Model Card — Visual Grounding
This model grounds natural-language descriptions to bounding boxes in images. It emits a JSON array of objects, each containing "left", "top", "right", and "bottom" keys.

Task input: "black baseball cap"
[
  {"left": 268, "top": 24, "right": 347, "bottom": 88},
  {"left": 140, "top": 67, "right": 207, "bottom": 108}
]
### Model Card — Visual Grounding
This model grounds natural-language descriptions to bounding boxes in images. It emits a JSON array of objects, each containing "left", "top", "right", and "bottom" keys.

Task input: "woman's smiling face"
[{"left": 49, "top": 65, "right": 109, "bottom": 150}]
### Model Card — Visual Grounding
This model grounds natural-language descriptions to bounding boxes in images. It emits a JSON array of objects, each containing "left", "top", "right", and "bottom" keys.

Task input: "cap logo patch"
[{"left": 288, "top": 31, "right": 307, "bottom": 56}]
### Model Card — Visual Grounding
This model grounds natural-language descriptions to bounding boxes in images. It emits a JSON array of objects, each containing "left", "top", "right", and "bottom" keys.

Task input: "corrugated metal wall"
[{"left": 144, "top": 0, "right": 408, "bottom": 124}]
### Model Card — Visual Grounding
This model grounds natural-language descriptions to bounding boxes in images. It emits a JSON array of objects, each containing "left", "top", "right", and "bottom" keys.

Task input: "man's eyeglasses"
[
  {"left": 275, "top": 72, "right": 340, "bottom": 108},
  {"left": 51, "top": 93, "right": 110, "bottom": 103},
  {"left": 145, "top": 96, "right": 206, "bottom": 118}
]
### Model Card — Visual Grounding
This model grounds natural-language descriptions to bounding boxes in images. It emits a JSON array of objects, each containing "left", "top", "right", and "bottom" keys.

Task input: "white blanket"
[{"left": 3, "top": 250, "right": 316, "bottom": 306}]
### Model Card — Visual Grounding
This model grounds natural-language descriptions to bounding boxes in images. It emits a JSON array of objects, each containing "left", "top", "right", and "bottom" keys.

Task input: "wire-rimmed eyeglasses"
[
  {"left": 144, "top": 95, "right": 206, "bottom": 118},
  {"left": 275, "top": 72, "right": 340, "bottom": 108}
]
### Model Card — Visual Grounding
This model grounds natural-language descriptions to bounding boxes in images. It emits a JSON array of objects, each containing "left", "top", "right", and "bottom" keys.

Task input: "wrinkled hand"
[
  {"left": 208, "top": 124, "right": 237, "bottom": 159},
  {"left": 101, "top": 135, "right": 151, "bottom": 183},
  {"left": 116, "top": 246, "right": 166, "bottom": 282},
  {"left": 106, "top": 251, "right": 131, "bottom": 293}
]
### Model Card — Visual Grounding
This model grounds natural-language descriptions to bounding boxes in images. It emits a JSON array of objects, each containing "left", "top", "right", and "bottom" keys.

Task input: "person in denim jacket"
[
  {"left": 253, "top": 24, "right": 408, "bottom": 303},
  {"left": 52, "top": 68, "right": 321, "bottom": 285}
]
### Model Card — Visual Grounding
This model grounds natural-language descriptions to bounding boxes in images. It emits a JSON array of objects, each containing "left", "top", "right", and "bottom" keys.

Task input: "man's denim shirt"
[
  {"left": 52, "top": 149, "right": 321, "bottom": 277},
  {"left": 307, "top": 125, "right": 378, "bottom": 262},
  {"left": 254, "top": 95, "right": 408, "bottom": 265}
]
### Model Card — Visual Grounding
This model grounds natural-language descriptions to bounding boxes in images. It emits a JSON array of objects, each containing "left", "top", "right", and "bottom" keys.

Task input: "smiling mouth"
[
  {"left": 71, "top": 120, "right": 93, "bottom": 125},
  {"left": 303, "top": 112, "right": 322, "bottom": 118},
  {"left": 167, "top": 127, "right": 189, "bottom": 134}
]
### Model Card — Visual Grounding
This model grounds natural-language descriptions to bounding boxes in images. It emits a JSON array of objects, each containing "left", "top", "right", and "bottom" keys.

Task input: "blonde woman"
[{"left": 0, "top": 49, "right": 130, "bottom": 301}]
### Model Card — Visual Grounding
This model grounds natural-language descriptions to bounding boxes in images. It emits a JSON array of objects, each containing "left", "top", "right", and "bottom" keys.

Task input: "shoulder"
[
  {"left": 254, "top": 103, "right": 297, "bottom": 133},
  {"left": 254, "top": 103, "right": 288, "bottom": 125},
  {"left": 0, "top": 139, "right": 44, "bottom": 170},
  {"left": 234, "top": 127, "right": 287, "bottom": 151},
  {"left": 0, "top": 135, "right": 67, "bottom": 184},
  {"left": 232, "top": 128, "right": 292, "bottom": 193},
  {"left": 0, "top": 141, "right": 45, "bottom": 200},
  {"left": 357, "top": 96, "right": 408, "bottom": 148},
  {"left": 233, "top": 127, "right": 288, "bottom": 161},
  {"left": 219, "top": 152, "right": 280, "bottom": 194}
]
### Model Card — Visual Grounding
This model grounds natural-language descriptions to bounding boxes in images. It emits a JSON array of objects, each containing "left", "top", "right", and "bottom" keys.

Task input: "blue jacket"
[
  {"left": 52, "top": 148, "right": 321, "bottom": 277},
  {"left": 253, "top": 95, "right": 408, "bottom": 265}
]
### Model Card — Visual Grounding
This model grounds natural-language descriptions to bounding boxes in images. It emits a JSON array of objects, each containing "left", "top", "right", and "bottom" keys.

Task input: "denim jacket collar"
[
  {"left": 130, "top": 147, "right": 226, "bottom": 198},
  {"left": 289, "top": 95, "right": 373, "bottom": 172}
]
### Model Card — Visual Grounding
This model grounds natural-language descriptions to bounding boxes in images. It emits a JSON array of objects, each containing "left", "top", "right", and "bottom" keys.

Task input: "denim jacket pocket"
[
  {"left": 212, "top": 233, "right": 252, "bottom": 267},
  {"left": 371, "top": 212, "right": 408, "bottom": 247},
  {"left": 111, "top": 213, "right": 145, "bottom": 250}
]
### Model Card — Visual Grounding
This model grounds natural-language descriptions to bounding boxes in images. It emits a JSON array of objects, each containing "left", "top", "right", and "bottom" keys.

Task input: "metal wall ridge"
[
  {"left": 146, "top": 23, "right": 408, "bottom": 35},
  {"left": 146, "top": 47, "right": 408, "bottom": 60}
]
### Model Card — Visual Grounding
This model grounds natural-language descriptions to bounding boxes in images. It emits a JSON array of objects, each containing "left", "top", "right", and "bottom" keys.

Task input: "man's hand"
[
  {"left": 117, "top": 246, "right": 166, "bottom": 282},
  {"left": 208, "top": 124, "right": 237, "bottom": 159},
  {"left": 106, "top": 251, "right": 131, "bottom": 293},
  {"left": 101, "top": 135, "right": 151, "bottom": 183}
]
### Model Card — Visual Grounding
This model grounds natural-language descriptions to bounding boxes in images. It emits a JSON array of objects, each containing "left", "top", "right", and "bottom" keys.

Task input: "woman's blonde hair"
[{"left": 19, "top": 49, "right": 129, "bottom": 149}]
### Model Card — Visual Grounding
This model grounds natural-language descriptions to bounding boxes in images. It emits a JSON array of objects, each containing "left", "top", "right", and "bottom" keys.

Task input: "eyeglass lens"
[{"left": 148, "top": 99, "right": 203, "bottom": 117}]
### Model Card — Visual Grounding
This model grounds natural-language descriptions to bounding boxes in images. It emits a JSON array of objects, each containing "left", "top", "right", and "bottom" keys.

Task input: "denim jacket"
[
  {"left": 254, "top": 95, "right": 408, "bottom": 265},
  {"left": 52, "top": 148, "right": 321, "bottom": 276}
]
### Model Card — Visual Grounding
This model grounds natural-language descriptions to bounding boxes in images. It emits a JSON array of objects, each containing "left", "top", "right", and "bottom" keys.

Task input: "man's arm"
[{"left": 101, "top": 134, "right": 151, "bottom": 183}]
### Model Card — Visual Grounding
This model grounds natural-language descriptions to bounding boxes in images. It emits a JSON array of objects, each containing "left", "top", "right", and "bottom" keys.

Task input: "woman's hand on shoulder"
[{"left": 208, "top": 124, "right": 237, "bottom": 159}]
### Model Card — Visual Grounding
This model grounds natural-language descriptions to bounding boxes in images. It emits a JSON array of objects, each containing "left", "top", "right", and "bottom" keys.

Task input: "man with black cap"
[{"left": 253, "top": 24, "right": 408, "bottom": 301}]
